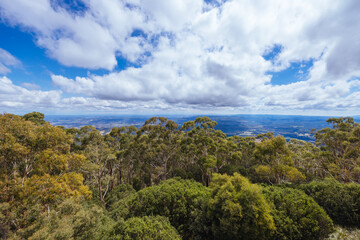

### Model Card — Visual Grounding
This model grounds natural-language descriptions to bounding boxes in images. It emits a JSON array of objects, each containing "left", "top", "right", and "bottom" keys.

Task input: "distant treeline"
[{"left": 1, "top": 112, "right": 360, "bottom": 239}]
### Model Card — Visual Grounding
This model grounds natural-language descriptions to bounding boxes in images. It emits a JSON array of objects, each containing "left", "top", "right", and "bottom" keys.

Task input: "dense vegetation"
[{"left": 1, "top": 112, "right": 360, "bottom": 239}]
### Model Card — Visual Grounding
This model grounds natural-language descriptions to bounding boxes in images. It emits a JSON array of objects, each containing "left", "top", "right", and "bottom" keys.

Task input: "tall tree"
[
  {"left": 106, "top": 126, "right": 137, "bottom": 186},
  {"left": 254, "top": 134, "right": 305, "bottom": 184},
  {"left": 314, "top": 117, "right": 360, "bottom": 182},
  {"left": 136, "top": 117, "right": 181, "bottom": 183},
  {"left": 288, "top": 139, "right": 324, "bottom": 180},
  {"left": 22, "top": 112, "right": 46, "bottom": 125},
  {"left": 180, "top": 117, "right": 220, "bottom": 186},
  {"left": 0, "top": 113, "right": 91, "bottom": 236},
  {"left": 78, "top": 126, "right": 115, "bottom": 202}
]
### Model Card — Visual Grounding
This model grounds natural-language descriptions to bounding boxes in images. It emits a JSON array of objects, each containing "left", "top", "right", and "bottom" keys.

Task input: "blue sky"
[{"left": 0, "top": 0, "right": 359, "bottom": 116}]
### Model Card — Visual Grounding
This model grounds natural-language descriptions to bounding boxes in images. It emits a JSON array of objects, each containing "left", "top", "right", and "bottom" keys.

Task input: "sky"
[{"left": 0, "top": 0, "right": 360, "bottom": 116}]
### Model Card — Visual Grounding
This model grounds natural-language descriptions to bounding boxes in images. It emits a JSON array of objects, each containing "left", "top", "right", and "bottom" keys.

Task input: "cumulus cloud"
[
  {"left": 0, "top": 0, "right": 145, "bottom": 69},
  {"left": 0, "top": 76, "right": 61, "bottom": 108},
  {"left": 0, "top": 0, "right": 205, "bottom": 70},
  {"left": 0, "top": 48, "right": 21, "bottom": 74},
  {"left": 2, "top": 75, "right": 360, "bottom": 115},
  {"left": 1, "top": 0, "right": 360, "bottom": 113},
  {"left": 0, "top": 76, "right": 176, "bottom": 113}
]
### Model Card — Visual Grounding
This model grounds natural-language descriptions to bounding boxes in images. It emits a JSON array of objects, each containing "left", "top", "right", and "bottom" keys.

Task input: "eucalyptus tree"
[
  {"left": 0, "top": 113, "right": 91, "bottom": 236},
  {"left": 22, "top": 112, "right": 46, "bottom": 125},
  {"left": 105, "top": 126, "right": 137, "bottom": 186},
  {"left": 135, "top": 117, "right": 181, "bottom": 185},
  {"left": 314, "top": 117, "right": 360, "bottom": 182},
  {"left": 223, "top": 136, "right": 255, "bottom": 176},
  {"left": 0, "top": 113, "right": 77, "bottom": 185},
  {"left": 78, "top": 126, "right": 115, "bottom": 202},
  {"left": 254, "top": 134, "right": 305, "bottom": 184},
  {"left": 288, "top": 139, "right": 324, "bottom": 180},
  {"left": 180, "top": 117, "right": 222, "bottom": 186}
]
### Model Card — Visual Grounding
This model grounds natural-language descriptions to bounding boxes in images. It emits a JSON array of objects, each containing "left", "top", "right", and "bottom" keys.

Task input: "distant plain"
[{"left": 46, "top": 114, "right": 360, "bottom": 142}]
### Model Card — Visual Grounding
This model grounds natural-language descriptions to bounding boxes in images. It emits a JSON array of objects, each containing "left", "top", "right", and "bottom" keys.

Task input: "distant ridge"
[{"left": 45, "top": 114, "right": 344, "bottom": 142}]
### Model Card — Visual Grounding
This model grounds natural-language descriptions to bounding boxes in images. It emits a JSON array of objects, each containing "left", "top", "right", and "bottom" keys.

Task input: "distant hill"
[{"left": 45, "top": 114, "right": 349, "bottom": 142}]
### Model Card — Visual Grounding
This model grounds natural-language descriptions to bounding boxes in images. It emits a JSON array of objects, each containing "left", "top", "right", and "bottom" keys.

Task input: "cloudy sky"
[{"left": 0, "top": 0, "right": 359, "bottom": 115}]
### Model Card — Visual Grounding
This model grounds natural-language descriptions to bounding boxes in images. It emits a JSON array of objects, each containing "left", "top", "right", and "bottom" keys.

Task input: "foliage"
[
  {"left": 0, "top": 113, "right": 90, "bottom": 237},
  {"left": 0, "top": 202, "right": 12, "bottom": 239},
  {"left": 15, "top": 199, "right": 112, "bottom": 240},
  {"left": 263, "top": 186, "right": 334, "bottom": 240},
  {"left": 314, "top": 117, "right": 360, "bottom": 182},
  {"left": 103, "top": 216, "right": 181, "bottom": 240},
  {"left": 106, "top": 125, "right": 137, "bottom": 186},
  {"left": 0, "top": 201, "right": 43, "bottom": 239},
  {"left": 105, "top": 184, "right": 135, "bottom": 209},
  {"left": 224, "top": 136, "right": 255, "bottom": 176},
  {"left": 288, "top": 139, "right": 325, "bottom": 180},
  {"left": 21, "top": 173, "right": 91, "bottom": 205},
  {"left": 0, "top": 113, "right": 78, "bottom": 182},
  {"left": 77, "top": 126, "right": 116, "bottom": 202},
  {"left": 180, "top": 117, "right": 224, "bottom": 186},
  {"left": 254, "top": 135, "right": 306, "bottom": 184},
  {"left": 206, "top": 173, "right": 275, "bottom": 240},
  {"left": 22, "top": 112, "right": 46, "bottom": 125},
  {"left": 299, "top": 178, "right": 360, "bottom": 227},
  {"left": 110, "top": 178, "right": 209, "bottom": 239},
  {"left": 3, "top": 112, "right": 360, "bottom": 239},
  {"left": 135, "top": 117, "right": 181, "bottom": 183}
]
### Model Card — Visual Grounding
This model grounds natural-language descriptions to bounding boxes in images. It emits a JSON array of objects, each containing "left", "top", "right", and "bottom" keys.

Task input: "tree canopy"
[{"left": 2, "top": 112, "right": 360, "bottom": 239}]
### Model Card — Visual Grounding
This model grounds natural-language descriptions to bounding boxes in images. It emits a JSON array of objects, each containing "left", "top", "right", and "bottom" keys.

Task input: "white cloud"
[
  {"left": 2, "top": 75, "right": 360, "bottom": 115},
  {"left": 0, "top": 48, "right": 21, "bottom": 74},
  {"left": 0, "top": 76, "right": 173, "bottom": 113},
  {"left": 0, "top": 76, "right": 61, "bottom": 108},
  {"left": 21, "top": 82, "right": 41, "bottom": 90},
  {"left": 1, "top": 0, "right": 360, "bottom": 114},
  {"left": 0, "top": 0, "right": 145, "bottom": 69}
]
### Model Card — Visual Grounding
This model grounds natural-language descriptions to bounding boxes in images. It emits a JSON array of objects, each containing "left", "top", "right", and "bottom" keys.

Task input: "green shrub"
[
  {"left": 206, "top": 173, "right": 275, "bottom": 240},
  {"left": 17, "top": 199, "right": 112, "bottom": 240},
  {"left": 104, "top": 216, "right": 181, "bottom": 240},
  {"left": 263, "top": 186, "right": 334, "bottom": 240},
  {"left": 110, "top": 178, "right": 209, "bottom": 239},
  {"left": 299, "top": 179, "right": 360, "bottom": 227},
  {"left": 105, "top": 184, "right": 135, "bottom": 210}
]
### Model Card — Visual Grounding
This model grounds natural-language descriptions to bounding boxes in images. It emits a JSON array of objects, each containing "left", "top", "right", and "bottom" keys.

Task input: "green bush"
[
  {"left": 110, "top": 178, "right": 209, "bottom": 239},
  {"left": 263, "top": 186, "right": 334, "bottom": 240},
  {"left": 105, "top": 184, "right": 135, "bottom": 210},
  {"left": 299, "top": 179, "right": 360, "bottom": 227},
  {"left": 206, "top": 173, "right": 275, "bottom": 240},
  {"left": 17, "top": 199, "right": 112, "bottom": 240},
  {"left": 104, "top": 216, "right": 181, "bottom": 240}
]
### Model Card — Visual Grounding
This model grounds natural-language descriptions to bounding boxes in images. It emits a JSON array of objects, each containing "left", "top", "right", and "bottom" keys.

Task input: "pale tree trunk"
[{"left": 98, "top": 168, "right": 103, "bottom": 202}]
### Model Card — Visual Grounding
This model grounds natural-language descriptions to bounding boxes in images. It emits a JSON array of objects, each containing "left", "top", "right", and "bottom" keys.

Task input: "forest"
[{"left": 1, "top": 112, "right": 360, "bottom": 239}]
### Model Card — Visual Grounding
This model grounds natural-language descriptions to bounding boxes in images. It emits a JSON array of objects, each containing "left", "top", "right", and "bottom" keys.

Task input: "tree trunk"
[
  {"left": 109, "top": 162, "right": 114, "bottom": 191},
  {"left": 98, "top": 169, "right": 103, "bottom": 202}
]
